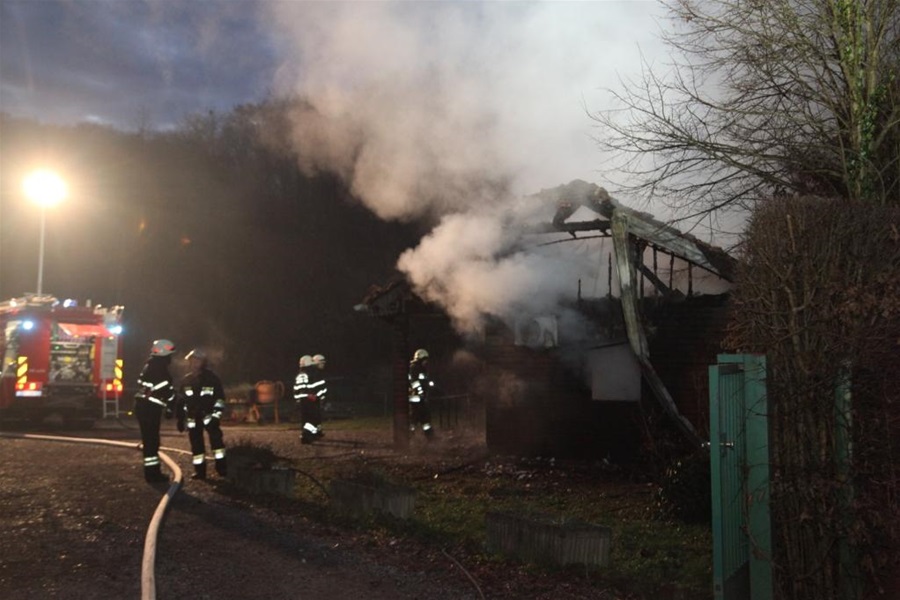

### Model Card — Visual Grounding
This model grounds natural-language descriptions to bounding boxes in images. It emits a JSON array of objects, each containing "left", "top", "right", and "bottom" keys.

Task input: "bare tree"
[{"left": 592, "top": 0, "right": 900, "bottom": 213}]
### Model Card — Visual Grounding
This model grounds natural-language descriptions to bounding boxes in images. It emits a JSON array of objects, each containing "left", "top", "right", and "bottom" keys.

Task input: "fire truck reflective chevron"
[
  {"left": 106, "top": 358, "right": 124, "bottom": 393},
  {"left": 16, "top": 356, "right": 27, "bottom": 385},
  {"left": 14, "top": 356, "right": 42, "bottom": 397},
  {"left": 15, "top": 381, "right": 42, "bottom": 397},
  {"left": 1, "top": 295, "right": 125, "bottom": 422}
]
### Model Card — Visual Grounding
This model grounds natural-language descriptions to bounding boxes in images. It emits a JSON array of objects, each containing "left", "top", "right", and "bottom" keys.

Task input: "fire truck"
[{"left": 0, "top": 294, "right": 125, "bottom": 426}]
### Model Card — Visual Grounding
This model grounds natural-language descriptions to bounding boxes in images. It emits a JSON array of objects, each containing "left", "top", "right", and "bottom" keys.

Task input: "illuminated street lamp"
[{"left": 23, "top": 169, "right": 67, "bottom": 296}]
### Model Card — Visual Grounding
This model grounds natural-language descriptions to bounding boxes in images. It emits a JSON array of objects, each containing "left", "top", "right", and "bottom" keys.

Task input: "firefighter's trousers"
[
  {"left": 409, "top": 398, "right": 434, "bottom": 438},
  {"left": 134, "top": 400, "right": 165, "bottom": 480},
  {"left": 299, "top": 397, "right": 322, "bottom": 442},
  {"left": 187, "top": 416, "right": 227, "bottom": 478}
]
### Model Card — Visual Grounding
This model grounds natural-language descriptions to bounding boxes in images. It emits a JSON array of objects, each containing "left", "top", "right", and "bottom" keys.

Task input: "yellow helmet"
[
  {"left": 313, "top": 354, "right": 326, "bottom": 367},
  {"left": 299, "top": 355, "right": 314, "bottom": 368},
  {"left": 413, "top": 348, "right": 429, "bottom": 361}
]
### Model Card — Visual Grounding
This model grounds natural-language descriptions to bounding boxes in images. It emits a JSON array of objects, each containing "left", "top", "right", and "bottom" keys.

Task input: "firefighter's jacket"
[
  {"left": 408, "top": 360, "right": 433, "bottom": 403},
  {"left": 293, "top": 367, "right": 327, "bottom": 403},
  {"left": 135, "top": 357, "right": 175, "bottom": 410},
  {"left": 177, "top": 368, "right": 226, "bottom": 424}
]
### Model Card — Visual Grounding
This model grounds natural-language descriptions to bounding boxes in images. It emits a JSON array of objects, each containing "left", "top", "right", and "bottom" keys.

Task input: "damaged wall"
[
  {"left": 479, "top": 293, "right": 729, "bottom": 460},
  {"left": 480, "top": 341, "right": 643, "bottom": 461},
  {"left": 645, "top": 295, "right": 730, "bottom": 437}
]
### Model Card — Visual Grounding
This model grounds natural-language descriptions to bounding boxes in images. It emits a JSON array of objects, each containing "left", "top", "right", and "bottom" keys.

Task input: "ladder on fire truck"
[
  {"left": 101, "top": 387, "right": 120, "bottom": 418},
  {"left": 100, "top": 357, "right": 124, "bottom": 419}
]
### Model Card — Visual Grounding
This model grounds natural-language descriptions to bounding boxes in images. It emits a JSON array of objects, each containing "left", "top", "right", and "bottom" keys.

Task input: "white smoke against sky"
[{"left": 265, "top": 1, "right": 667, "bottom": 330}]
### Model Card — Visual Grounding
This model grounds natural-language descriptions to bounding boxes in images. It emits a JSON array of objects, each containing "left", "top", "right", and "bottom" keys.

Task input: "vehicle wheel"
[{"left": 44, "top": 411, "right": 67, "bottom": 429}]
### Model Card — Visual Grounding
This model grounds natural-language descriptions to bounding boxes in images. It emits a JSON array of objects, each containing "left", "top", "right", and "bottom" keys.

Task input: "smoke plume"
[{"left": 266, "top": 1, "right": 664, "bottom": 330}]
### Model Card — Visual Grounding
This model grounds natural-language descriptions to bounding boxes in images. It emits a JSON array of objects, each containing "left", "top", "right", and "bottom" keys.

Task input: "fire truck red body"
[{"left": 0, "top": 295, "right": 124, "bottom": 424}]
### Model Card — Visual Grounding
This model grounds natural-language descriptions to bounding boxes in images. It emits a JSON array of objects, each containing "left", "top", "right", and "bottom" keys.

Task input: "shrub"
[{"left": 656, "top": 451, "right": 711, "bottom": 524}]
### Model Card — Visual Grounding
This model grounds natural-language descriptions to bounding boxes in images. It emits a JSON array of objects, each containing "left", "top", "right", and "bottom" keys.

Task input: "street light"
[{"left": 23, "top": 169, "right": 67, "bottom": 296}]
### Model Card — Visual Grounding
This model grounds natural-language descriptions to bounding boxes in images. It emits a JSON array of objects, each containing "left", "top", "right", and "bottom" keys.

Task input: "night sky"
[
  {"left": 1, "top": 1, "right": 667, "bottom": 188},
  {"left": 1, "top": 0, "right": 278, "bottom": 130}
]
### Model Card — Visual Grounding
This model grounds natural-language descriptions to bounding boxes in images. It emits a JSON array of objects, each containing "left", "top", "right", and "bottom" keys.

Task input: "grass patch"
[
  {"left": 225, "top": 422, "right": 713, "bottom": 598},
  {"left": 406, "top": 472, "right": 711, "bottom": 597}
]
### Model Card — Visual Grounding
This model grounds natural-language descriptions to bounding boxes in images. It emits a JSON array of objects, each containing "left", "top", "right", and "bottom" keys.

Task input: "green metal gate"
[{"left": 709, "top": 354, "right": 773, "bottom": 600}]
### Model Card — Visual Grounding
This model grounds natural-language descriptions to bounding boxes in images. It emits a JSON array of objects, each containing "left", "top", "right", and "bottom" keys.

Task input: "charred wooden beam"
[
  {"left": 612, "top": 213, "right": 702, "bottom": 448},
  {"left": 523, "top": 220, "right": 611, "bottom": 236},
  {"left": 533, "top": 180, "right": 735, "bottom": 280},
  {"left": 637, "top": 355, "right": 703, "bottom": 448},
  {"left": 614, "top": 210, "right": 736, "bottom": 282},
  {"left": 638, "top": 263, "right": 681, "bottom": 299}
]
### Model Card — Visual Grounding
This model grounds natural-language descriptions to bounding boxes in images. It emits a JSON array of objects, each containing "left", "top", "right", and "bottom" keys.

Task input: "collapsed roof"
[
  {"left": 528, "top": 179, "right": 735, "bottom": 282},
  {"left": 529, "top": 181, "right": 735, "bottom": 446}
]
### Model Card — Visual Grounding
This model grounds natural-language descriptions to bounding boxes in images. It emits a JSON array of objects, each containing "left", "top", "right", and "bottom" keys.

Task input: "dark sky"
[
  {"left": 0, "top": 0, "right": 667, "bottom": 191},
  {"left": 1, "top": 0, "right": 278, "bottom": 130}
]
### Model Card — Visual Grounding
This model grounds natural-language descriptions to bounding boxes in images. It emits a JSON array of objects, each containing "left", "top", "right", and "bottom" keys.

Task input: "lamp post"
[{"left": 23, "top": 169, "right": 67, "bottom": 296}]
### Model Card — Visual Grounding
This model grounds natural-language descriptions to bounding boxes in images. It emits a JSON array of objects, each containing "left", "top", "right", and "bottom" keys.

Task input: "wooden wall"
[{"left": 481, "top": 295, "right": 730, "bottom": 459}]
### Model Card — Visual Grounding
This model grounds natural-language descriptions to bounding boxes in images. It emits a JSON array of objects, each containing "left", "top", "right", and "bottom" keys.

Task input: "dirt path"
[
  {"left": 0, "top": 421, "right": 628, "bottom": 599},
  {"left": 0, "top": 433, "right": 480, "bottom": 599}
]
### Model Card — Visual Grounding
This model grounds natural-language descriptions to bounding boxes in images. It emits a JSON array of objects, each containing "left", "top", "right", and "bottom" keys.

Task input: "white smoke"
[
  {"left": 265, "top": 1, "right": 665, "bottom": 330},
  {"left": 396, "top": 202, "right": 601, "bottom": 330}
]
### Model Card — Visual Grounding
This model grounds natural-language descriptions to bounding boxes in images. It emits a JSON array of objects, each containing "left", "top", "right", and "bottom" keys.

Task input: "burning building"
[{"left": 358, "top": 180, "right": 736, "bottom": 459}]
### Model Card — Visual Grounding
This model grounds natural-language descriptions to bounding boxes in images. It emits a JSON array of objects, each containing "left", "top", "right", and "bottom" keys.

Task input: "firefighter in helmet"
[
  {"left": 408, "top": 348, "right": 435, "bottom": 439},
  {"left": 176, "top": 348, "right": 228, "bottom": 479},
  {"left": 294, "top": 354, "right": 327, "bottom": 444},
  {"left": 134, "top": 339, "right": 176, "bottom": 483}
]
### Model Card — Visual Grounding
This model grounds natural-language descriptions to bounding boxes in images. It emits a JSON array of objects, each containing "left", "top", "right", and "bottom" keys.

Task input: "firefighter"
[
  {"left": 134, "top": 339, "right": 176, "bottom": 483},
  {"left": 408, "top": 348, "right": 435, "bottom": 439},
  {"left": 294, "top": 354, "right": 327, "bottom": 444},
  {"left": 176, "top": 348, "right": 227, "bottom": 479}
]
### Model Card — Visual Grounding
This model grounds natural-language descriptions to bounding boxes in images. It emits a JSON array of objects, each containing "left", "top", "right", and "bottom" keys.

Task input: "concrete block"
[
  {"left": 329, "top": 479, "right": 416, "bottom": 519},
  {"left": 486, "top": 511, "right": 612, "bottom": 568},
  {"left": 229, "top": 465, "right": 296, "bottom": 497}
]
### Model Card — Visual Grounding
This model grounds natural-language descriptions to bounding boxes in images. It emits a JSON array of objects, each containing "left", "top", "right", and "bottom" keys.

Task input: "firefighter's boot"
[
  {"left": 192, "top": 462, "right": 207, "bottom": 480},
  {"left": 215, "top": 457, "right": 228, "bottom": 477},
  {"left": 144, "top": 465, "right": 168, "bottom": 483}
]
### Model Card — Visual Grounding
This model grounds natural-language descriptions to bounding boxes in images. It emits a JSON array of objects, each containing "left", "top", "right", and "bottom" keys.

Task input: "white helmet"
[
  {"left": 413, "top": 348, "right": 429, "bottom": 361},
  {"left": 299, "top": 355, "right": 314, "bottom": 368},
  {"left": 151, "top": 339, "right": 176, "bottom": 357},
  {"left": 185, "top": 348, "right": 208, "bottom": 362},
  {"left": 313, "top": 354, "right": 326, "bottom": 367}
]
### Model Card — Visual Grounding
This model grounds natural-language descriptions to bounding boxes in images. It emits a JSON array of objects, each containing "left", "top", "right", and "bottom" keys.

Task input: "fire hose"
[{"left": 0, "top": 432, "right": 187, "bottom": 600}]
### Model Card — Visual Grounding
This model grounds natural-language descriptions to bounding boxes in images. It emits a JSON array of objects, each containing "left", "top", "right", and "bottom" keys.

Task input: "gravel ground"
[{"left": 0, "top": 419, "right": 624, "bottom": 600}]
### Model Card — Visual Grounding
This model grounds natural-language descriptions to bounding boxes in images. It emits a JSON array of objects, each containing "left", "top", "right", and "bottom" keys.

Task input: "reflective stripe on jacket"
[
  {"left": 135, "top": 359, "right": 174, "bottom": 408},
  {"left": 294, "top": 368, "right": 327, "bottom": 402},
  {"left": 178, "top": 368, "right": 226, "bottom": 419}
]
